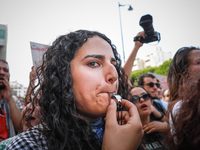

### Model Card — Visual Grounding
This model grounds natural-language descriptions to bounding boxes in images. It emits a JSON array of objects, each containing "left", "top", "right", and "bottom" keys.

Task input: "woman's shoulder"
[
  {"left": 5, "top": 125, "right": 47, "bottom": 150},
  {"left": 172, "top": 100, "right": 183, "bottom": 115}
]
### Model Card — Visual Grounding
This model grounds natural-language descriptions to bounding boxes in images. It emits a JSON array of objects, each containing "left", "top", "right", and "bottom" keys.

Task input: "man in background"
[{"left": 0, "top": 59, "right": 22, "bottom": 142}]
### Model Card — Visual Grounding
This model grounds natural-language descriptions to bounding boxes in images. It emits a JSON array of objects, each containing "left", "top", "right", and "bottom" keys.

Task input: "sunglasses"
[
  {"left": 130, "top": 93, "right": 151, "bottom": 104},
  {"left": 144, "top": 82, "right": 160, "bottom": 88}
]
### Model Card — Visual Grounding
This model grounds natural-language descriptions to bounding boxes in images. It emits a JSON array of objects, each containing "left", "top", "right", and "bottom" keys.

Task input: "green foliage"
[
  {"left": 154, "top": 59, "right": 172, "bottom": 76},
  {"left": 130, "top": 59, "right": 172, "bottom": 84}
]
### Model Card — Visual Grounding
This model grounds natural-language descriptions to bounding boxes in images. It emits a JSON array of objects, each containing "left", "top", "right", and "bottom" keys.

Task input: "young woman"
[
  {"left": 0, "top": 96, "right": 41, "bottom": 149},
  {"left": 6, "top": 30, "right": 143, "bottom": 150},
  {"left": 130, "top": 86, "right": 168, "bottom": 150},
  {"left": 167, "top": 46, "right": 200, "bottom": 149}
]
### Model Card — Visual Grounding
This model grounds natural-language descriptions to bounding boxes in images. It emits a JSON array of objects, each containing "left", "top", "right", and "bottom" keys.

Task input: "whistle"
[{"left": 110, "top": 93, "right": 122, "bottom": 104}]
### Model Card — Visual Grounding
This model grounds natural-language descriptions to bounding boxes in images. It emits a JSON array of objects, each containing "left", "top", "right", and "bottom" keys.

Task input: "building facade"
[
  {"left": 0, "top": 24, "right": 7, "bottom": 60},
  {"left": 10, "top": 81, "right": 28, "bottom": 98},
  {"left": 132, "top": 46, "right": 172, "bottom": 72}
]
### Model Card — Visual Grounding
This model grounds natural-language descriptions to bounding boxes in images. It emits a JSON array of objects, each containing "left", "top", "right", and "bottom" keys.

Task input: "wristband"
[{"left": 157, "top": 113, "right": 164, "bottom": 120}]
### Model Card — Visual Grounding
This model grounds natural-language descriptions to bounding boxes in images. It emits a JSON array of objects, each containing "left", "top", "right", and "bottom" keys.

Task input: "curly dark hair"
[
  {"left": 168, "top": 70, "right": 200, "bottom": 150},
  {"left": 30, "top": 30, "right": 131, "bottom": 150}
]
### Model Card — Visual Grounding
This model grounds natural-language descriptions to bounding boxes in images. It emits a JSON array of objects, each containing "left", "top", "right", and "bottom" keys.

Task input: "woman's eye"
[{"left": 87, "top": 61, "right": 100, "bottom": 67}]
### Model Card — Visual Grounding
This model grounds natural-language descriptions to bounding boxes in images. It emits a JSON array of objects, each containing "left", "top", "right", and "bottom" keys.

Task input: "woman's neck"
[{"left": 141, "top": 115, "right": 150, "bottom": 126}]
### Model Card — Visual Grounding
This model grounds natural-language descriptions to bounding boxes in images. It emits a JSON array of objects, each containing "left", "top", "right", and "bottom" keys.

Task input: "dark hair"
[
  {"left": 138, "top": 73, "right": 156, "bottom": 86},
  {"left": 167, "top": 46, "right": 200, "bottom": 103},
  {"left": 129, "top": 85, "right": 148, "bottom": 103},
  {"left": 0, "top": 59, "right": 8, "bottom": 64},
  {"left": 168, "top": 70, "right": 200, "bottom": 150},
  {"left": 162, "top": 88, "right": 168, "bottom": 97},
  {"left": 31, "top": 30, "right": 130, "bottom": 150}
]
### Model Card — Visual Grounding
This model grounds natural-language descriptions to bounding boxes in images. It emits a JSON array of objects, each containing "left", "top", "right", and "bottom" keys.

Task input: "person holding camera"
[{"left": 123, "top": 31, "right": 170, "bottom": 136}]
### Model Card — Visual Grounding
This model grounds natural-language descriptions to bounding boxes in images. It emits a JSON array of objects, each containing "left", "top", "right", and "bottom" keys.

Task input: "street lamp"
[{"left": 118, "top": 2, "right": 133, "bottom": 63}]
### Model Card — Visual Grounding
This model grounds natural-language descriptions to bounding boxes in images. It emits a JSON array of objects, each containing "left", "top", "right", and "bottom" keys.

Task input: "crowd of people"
[{"left": 0, "top": 29, "right": 199, "bottom": 150}]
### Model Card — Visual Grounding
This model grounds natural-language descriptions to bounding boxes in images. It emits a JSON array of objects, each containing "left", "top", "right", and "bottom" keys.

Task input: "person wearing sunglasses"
[
  {"left": 130, "top": 86, "right": 169, "bottom": 150},
  {"left": 154, "top": 80, "right": 169, "bottom": 111},
  {"left": 138, "top": 74, "right": 167, "bottom": 122},
  {"left": 122, "top": 31, "right": 167, "bottom": 122}
]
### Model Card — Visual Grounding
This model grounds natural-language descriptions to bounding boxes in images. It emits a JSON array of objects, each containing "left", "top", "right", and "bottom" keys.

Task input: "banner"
[
  {"left": 30, "top": 42, "right": 48, "bottom": 69},
  {"left": 148, "top": 72, "right": 168, "bottom": 89}
]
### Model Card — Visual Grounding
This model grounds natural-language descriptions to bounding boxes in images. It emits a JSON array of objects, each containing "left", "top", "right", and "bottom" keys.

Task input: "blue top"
[
  {"left": 89, "top": 117, "right": 105, "bottom": 141},
  {"left": 154, "top": 99, "right": 168, "bottom": 111}
]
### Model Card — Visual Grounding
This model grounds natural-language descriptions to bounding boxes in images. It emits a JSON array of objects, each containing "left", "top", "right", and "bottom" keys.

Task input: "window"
[{"left": 0, "top": 29, "right": 5, "bottom": 39}]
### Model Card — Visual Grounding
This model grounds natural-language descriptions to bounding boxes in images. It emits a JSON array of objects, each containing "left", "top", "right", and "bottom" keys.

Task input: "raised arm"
[
  {"left": 1, "top": 76, "right": 22, "bottom": 132},
  {"left": 25, "top": 66, "right": 37, "bottom": 106},
  {"left": 123, "top": 31, "right": 145, "bottom": 79}
]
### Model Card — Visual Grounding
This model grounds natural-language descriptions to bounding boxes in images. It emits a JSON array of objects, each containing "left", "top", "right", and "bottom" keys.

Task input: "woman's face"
[
  {"left": 187, "top": 49, "right": 200, "bottom": 75},
  {"left": 22, "top": 100, "right": 40, "bottom": 132},
  {"left": 71, "top": 36, "right": 119, "bottom": 120},
  {"left": 130, "top": 87, "right": 151, "bottom": 119},
  {"left": 162, "top": 89, "right": 170, "bottom": 102}
]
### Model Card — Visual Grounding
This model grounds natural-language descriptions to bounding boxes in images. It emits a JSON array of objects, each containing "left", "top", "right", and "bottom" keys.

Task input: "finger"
[
  {"left": 2, "top": 77, "right": 9, "bottom": 87},
  {"left": 120, "top": 100, "right": 137, "bottom": 116},
  {"left": 105, "top": 99, "right": 117, "bottom": 127},
  {"left": 31, "top": 66, "right": 35, "bottom": 71},
  {"left": 143, "top": 127, "right": 149, "bottom": 132},
  {"left": 117, "top": 111, "right": 129, "bottom": 119},
  {"left": 146, "top": 128, "right": 155, "bottom": 134}
]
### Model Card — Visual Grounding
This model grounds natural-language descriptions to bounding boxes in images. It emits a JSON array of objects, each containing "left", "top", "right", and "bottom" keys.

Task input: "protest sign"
[
  {"left": 148, "top": 72, "right": 168, "bottom": 89},
  {"left": 30, "top": 42, "right": 48, "bottom": 69}
]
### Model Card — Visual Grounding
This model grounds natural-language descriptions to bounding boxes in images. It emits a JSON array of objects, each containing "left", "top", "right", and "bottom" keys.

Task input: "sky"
[{"left": 0, "top": 0, "right": 200, "bottom": 87}]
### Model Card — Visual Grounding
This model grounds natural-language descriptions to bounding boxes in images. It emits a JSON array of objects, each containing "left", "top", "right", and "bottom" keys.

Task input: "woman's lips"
[
  {"left": 25, "top": 116, "right": 36, "bottom": 124},
  {"left": 141, "top": 104, "right": 148, "bottom": 110}
]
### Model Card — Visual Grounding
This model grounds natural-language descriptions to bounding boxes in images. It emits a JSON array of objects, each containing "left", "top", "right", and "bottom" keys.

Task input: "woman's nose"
[
  {"left": 140, "top": 97, "right": 145, "bottom": 103},
  {"left": 105, "top": 64, "right": 118, "bottom": 84},
  {"left": 26, "top": 102, "right": 33, "bottom": 110}
]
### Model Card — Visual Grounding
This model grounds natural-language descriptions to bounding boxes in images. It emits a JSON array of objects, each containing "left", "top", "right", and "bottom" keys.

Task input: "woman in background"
[
  {"left": 167, "top": 46, "right": 200, "bottom": 149},
  {"left": 130, "top": 86, "right": 169, "bottom": 150}
]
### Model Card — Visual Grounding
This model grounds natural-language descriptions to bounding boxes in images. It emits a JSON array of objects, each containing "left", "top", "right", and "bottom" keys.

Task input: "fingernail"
[{"left": 110, "top": 99, "right": 114, "bottom": 104}]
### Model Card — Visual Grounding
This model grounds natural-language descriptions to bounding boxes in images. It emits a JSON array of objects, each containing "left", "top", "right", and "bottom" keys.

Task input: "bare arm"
[
  {"left": 1, "top": 76, "right": 21, "bottom": 132},
  {"left": 151, "top": 104, "right": 168, "bottom": 122},
  {"left": 25, "top": 66, "right": 36, "bottom": 106},
  {"left": 123, "top": 31, "right": 145, "bottom": 79}
]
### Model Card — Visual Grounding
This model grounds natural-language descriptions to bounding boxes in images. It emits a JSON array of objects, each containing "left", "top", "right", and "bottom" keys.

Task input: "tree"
[
  {"left": 130, "top": 59, "right": 172, "bottom": 85},
  {"left": 130, "top": 67, "right": 157, "bottom": 85},
  {"left": 154, "top": 59, "right": 172, "bottom": 76}
]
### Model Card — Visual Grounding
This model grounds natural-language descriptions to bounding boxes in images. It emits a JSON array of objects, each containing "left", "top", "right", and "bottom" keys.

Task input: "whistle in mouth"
[{"left": 110, "top": 93, "right": 122, "bottom": 104}]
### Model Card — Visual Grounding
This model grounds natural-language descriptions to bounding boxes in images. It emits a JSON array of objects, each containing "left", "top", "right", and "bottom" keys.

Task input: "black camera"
[{"left": 134, "top": 14, "right": 161, "bottom": 43}]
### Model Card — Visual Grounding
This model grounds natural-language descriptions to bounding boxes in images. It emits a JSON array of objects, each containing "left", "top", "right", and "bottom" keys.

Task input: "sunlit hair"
[
  {"left": 168, "top": 70, "right": 200, "bottom": 150},
  {"left": 30, "top": 30, "right": 130, "bottom": 150},
  {"left": 167, "top": 46, "right": 200, "bottom": 103}
]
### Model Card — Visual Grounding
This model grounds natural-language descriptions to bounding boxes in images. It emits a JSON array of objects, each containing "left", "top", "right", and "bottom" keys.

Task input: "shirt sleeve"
[
  {"left": 169, "top": 100, "right": 183, "bottom": 135},
  {"left": 5, "top": 127, "right": 47, "bottom": 150}
]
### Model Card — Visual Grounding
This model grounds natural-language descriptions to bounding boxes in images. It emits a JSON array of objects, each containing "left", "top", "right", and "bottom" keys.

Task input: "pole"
[{"left": 118, "top": 2, "right": 125, "bottom": 63}]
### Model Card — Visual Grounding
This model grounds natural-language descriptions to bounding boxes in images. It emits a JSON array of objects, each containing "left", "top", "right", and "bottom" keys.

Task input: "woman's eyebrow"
[
  {"left": 111, "top": 58, "right": 117, "bottom": 63},
  {"left": 81, "top": 54, "right": 105, "bottom": 61},
  {"left": 141, "top": 92, "right": 146, "bottom": 96}
]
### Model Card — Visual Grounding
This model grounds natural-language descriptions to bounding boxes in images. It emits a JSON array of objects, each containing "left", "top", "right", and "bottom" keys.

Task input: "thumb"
[{"left": 105, "top": 99, "right": 117, "bottom": 127}]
